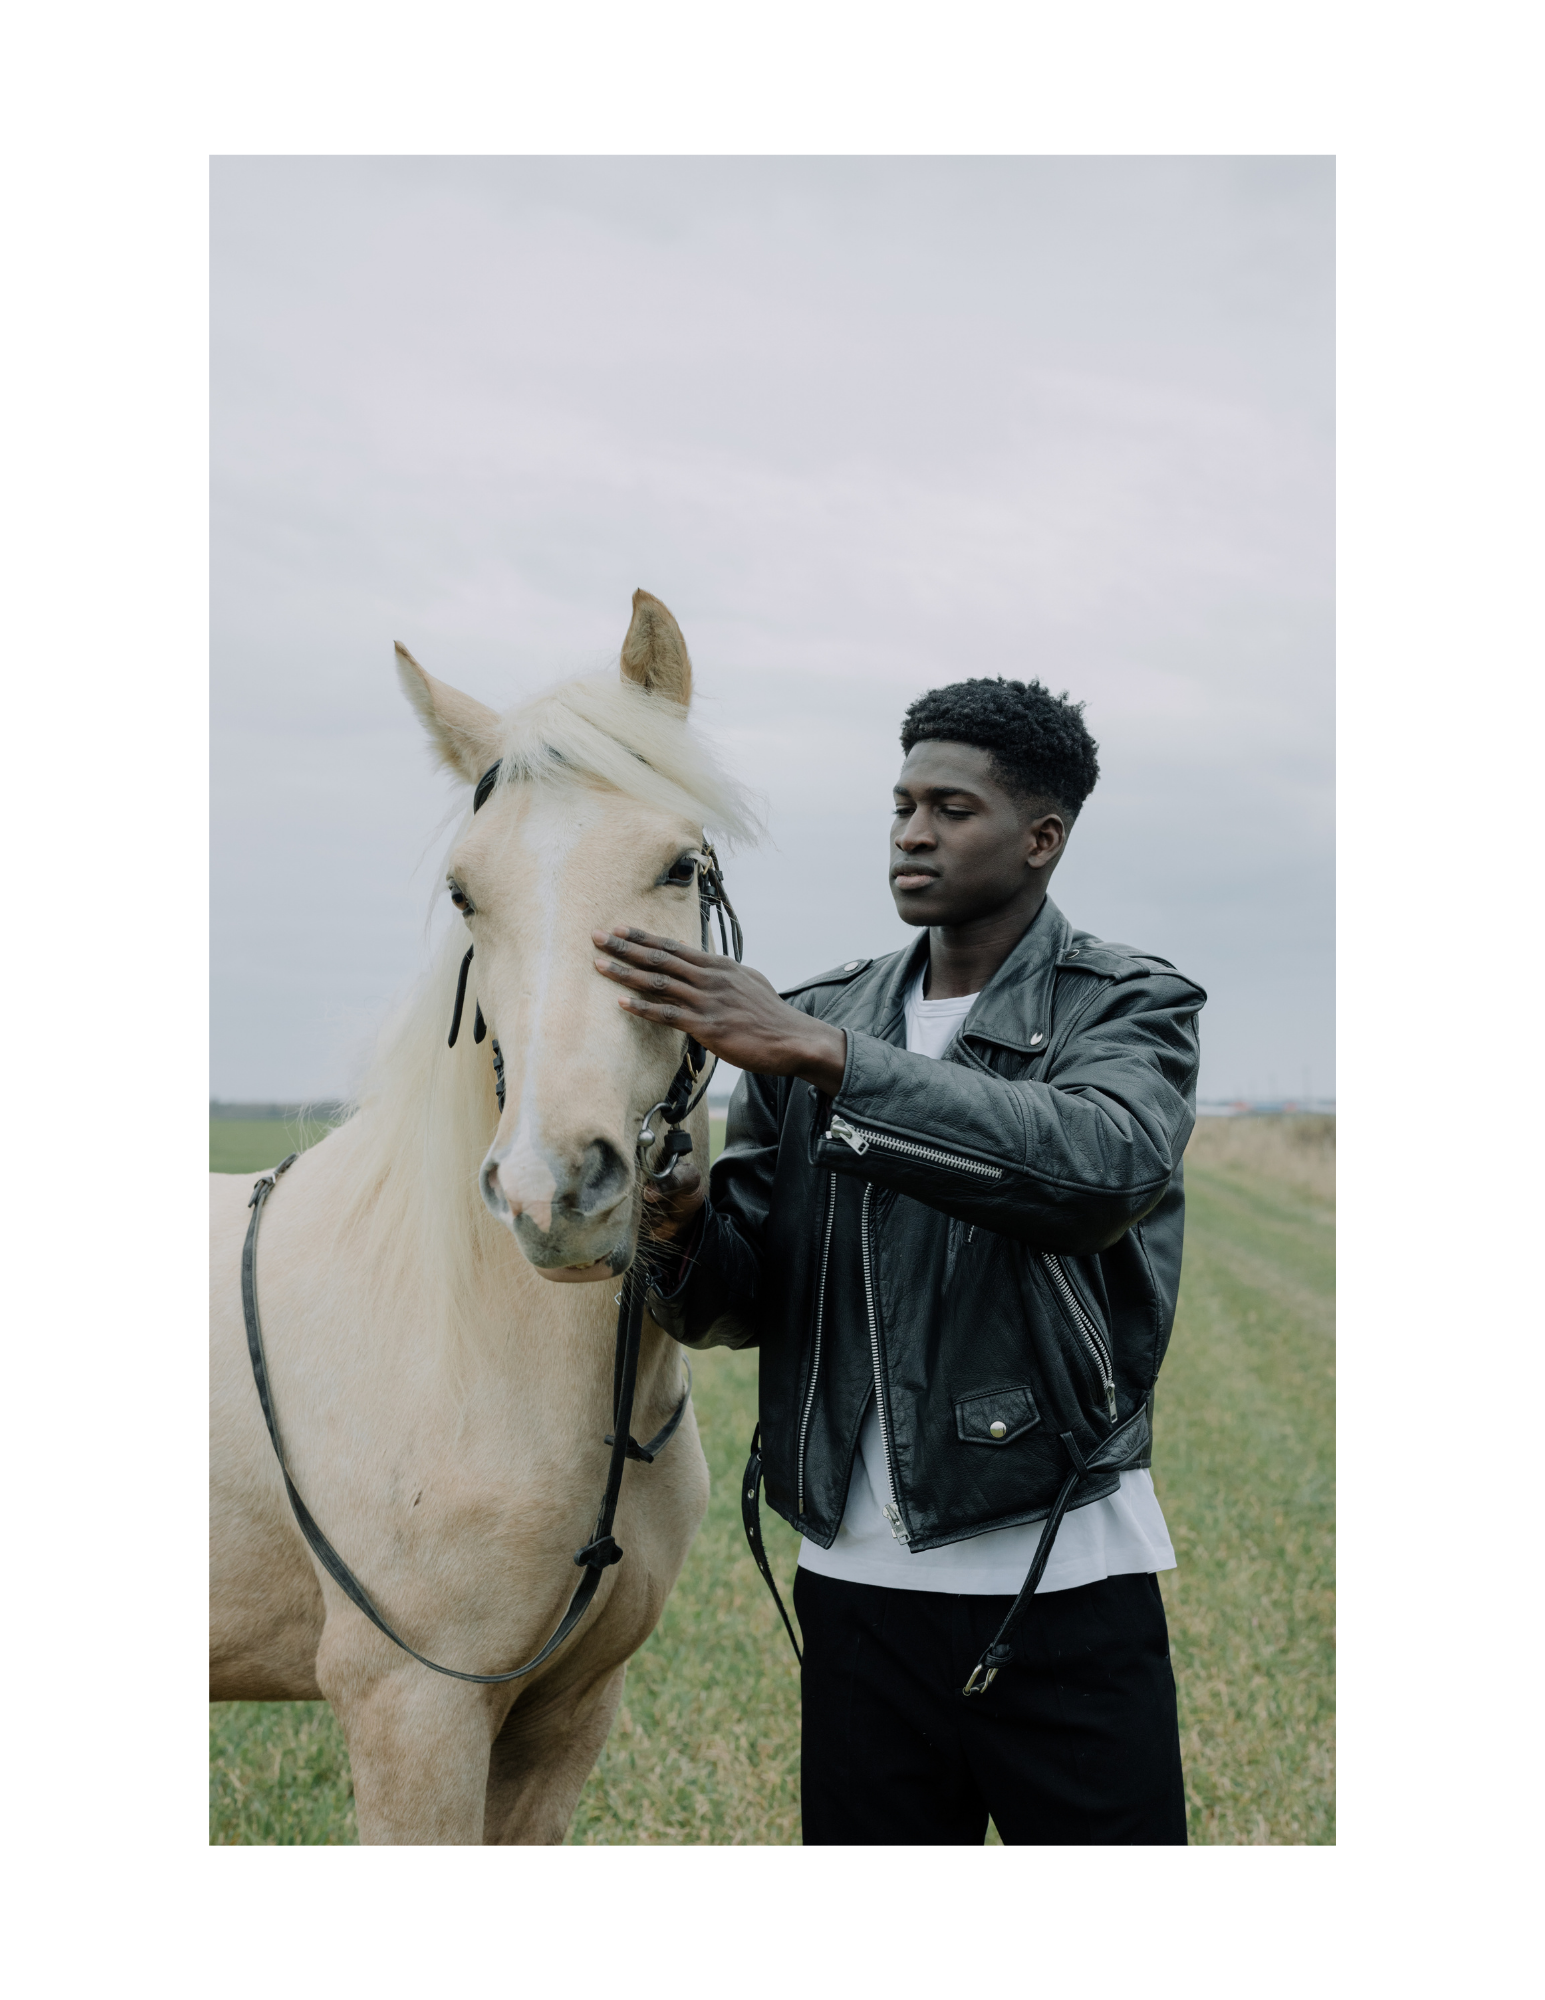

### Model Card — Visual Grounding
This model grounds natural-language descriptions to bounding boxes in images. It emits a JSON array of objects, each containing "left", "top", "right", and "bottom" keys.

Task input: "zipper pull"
[
  {"left": 882, "top": 1501, "right": 910, "bottom": 1543},
  {"left": 1105, "top": 1382, "right": 1118, "bottom": 1422},
  {"left": 828, "top": 1115, "right": 869, "bottom": 1155}
]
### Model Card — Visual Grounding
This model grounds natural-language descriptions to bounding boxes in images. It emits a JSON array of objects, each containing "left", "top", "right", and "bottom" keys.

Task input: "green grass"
[
  {"left": 210, "top": 1113, "right": 1333, "bottom": 1845},
  {"left": 209, "top": 1116, "right": 341, "bottom": 1176},
  {"left": 1152, "top": 1141, "right": 1335, "bottom": 1845}
]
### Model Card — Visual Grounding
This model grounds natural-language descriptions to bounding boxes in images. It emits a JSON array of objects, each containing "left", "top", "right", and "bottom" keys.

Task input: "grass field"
[{"left": 210, "top": 1111, "right": 1334, "bottom": 1845}]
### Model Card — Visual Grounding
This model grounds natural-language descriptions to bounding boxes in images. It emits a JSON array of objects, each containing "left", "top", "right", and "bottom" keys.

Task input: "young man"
[{"left": 591, "top": 676, "right": 1206, "bottom": 1845}]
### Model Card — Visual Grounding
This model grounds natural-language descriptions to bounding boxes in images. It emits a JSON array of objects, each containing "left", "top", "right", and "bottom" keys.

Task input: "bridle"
[{"left": 239, "top": 757, "right": 743, "bottom": 1684}]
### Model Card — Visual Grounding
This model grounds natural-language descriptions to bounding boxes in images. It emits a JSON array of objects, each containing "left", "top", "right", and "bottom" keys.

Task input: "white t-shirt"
[{"left": 797, "top": 968, "right": 1176, "bottom": 1596}]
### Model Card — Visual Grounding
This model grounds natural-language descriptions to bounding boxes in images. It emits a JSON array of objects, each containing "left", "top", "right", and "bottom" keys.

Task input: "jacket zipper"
[
  {"left": 795, "top": 1173, "right": 838, "bottom": 1518},
  {"left": 1041, "top": 1251, "right": 1118, "bottom": 1421},
  {"left": 858, "top": 1182, "right": 909, "bottom": 1543},
  {"left": 828, "top": 1115, "right": 1005, "bottom": 1181}
]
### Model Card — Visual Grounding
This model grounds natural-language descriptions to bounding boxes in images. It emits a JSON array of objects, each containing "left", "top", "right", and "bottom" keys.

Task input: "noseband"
[{"left": 237, "top": 757, "right": 742, "bottom": 1685}]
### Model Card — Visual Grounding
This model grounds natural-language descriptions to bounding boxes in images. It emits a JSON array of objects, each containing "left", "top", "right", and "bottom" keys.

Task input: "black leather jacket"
[{"left": 649, "top": 896, "right": 1206, "bottom": 1554}]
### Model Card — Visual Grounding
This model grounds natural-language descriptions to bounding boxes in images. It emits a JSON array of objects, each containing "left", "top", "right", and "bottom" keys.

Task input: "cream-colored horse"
[{"left": 210, "top": 592, "right": 754, "bottom": 1844}]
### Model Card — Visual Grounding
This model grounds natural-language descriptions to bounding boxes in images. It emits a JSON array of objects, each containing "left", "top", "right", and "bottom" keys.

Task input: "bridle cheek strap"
[{"left": 239, "top": 800, "right": 739, "bottom": 1683}]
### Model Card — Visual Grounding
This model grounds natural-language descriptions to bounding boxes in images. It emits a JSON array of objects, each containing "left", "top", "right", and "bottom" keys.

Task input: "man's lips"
[{"left": 892, "top": 870, "right": 940, "bottom": 891}]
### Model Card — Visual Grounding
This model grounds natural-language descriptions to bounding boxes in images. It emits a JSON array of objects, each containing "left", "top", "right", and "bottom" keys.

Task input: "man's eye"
[{"left": 663, "top": 856, "right": 698, "bottom": 887}]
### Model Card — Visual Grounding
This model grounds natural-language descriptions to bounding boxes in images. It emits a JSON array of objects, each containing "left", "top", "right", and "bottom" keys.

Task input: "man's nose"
[{"left": 897, "top": 821, "right": 935, "bottom": 849}]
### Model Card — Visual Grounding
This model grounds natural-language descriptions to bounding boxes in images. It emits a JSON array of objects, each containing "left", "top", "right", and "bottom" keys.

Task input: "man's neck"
[{"left": 922, "top": 890, "right": 1047, "bottom": 1000}]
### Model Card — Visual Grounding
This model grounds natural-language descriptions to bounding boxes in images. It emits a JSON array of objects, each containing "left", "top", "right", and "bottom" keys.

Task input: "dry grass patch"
[{"left": 1186, "top": 1114, "right": 1335, "bottom": 1207}]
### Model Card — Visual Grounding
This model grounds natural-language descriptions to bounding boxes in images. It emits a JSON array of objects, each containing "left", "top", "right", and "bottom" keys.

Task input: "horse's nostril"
[{"left": 574, "top": 1139, "right": 630, "bottom": 1218}]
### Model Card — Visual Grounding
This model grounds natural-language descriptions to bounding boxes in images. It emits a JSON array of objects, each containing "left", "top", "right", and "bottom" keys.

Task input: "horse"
[{"left": 209, "top": 590, "right": 756, "bottom": 1844}]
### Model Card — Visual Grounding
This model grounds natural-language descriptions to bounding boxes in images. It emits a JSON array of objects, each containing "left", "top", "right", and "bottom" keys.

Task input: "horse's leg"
[
  {"left": 324, "top": 1659, "right": 497, "bottom": 1845},
  {"left": 481, "top": 1663, "right": 628, "bottom": 1845}
]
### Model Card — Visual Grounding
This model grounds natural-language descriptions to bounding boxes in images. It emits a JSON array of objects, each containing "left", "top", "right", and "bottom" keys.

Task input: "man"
[{"left": 591, "top": 676, "right": 1205, "bottom": 1845}]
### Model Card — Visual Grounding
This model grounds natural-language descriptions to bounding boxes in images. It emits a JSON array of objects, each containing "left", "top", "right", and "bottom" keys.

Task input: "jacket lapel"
[{"left": 956, "top": 895, "right": 1070, "bottom": 1060}]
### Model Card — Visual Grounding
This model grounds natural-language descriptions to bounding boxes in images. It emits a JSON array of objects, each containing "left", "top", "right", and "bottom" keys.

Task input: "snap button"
[
  {"left": 1029, "top": 1031, "right": 1044, "bottom": 1046},
  {"left": 989, "top": 1420, "right": 1008, "bottom": 1440},
  {"left": 844, "top": 960, "right": 861, "bottom": 971}
]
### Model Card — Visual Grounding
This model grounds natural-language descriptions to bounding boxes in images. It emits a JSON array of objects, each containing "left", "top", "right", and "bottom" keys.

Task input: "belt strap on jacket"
[
  {"left": 961, "top": 1430, "right": 1089, "bottom": 1696},
  {"left": 741, "top": 1426, "right": 802, "bottom": 1666}
]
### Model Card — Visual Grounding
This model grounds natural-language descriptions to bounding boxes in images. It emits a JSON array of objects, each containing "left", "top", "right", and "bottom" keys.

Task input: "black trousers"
[{"left": 794, "top": 1566, "right": 1187, "bottom": 1846}]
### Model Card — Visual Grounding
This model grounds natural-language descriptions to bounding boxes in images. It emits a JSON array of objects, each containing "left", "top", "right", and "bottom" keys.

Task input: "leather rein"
[{"left": 240, "top": 759, "right": 742, "bottom": 1684}]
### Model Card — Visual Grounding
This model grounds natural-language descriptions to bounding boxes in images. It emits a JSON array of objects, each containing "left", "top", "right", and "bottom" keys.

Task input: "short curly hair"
[{"left": 900, "top": 677, "right": 1100, "bottom": 821}]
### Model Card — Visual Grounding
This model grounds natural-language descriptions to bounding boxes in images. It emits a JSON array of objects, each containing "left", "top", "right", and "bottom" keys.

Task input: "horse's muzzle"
[{"left": 481, "top": 1135, "right": 635, "bottom": 1276}]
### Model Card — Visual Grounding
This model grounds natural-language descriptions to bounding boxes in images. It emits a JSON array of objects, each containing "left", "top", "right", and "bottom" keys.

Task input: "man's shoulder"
[
  {"left": 1058, "top": 928, "right": 1206, "bottom": 1003},
  {"left": 778, "top": 949, "right": 904, "bottom": 1004}
]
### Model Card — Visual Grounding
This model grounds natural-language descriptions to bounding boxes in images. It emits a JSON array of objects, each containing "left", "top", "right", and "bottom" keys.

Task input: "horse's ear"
[
  {"left": 619, "top": 589, "right": 693, "bottom": 707},
  {"left": 394, "top": 643, "right": 503, "bottom": 785}
]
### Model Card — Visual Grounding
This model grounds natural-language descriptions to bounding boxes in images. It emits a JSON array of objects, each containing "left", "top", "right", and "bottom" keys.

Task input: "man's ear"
[
  {"left": 394, "top": 642, "right": 503, "bottom": 785},
  {"left": 1025, "top": 808, "right": 1070, "bottom": 873},
  {"left": 619, "top": 588, "right": 693, "bottom": 707}
]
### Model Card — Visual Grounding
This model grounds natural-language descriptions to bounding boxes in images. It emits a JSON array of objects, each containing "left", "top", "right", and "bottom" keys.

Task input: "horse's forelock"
[
  {"left": 333, "top": 672, "right": 755, "bottom": 1378},
  {"left": 477, "top": 674, "right": 760, "bottom": 849}
]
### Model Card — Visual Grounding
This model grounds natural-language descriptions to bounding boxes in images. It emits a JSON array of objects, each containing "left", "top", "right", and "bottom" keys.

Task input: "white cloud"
[{"left": 212, "top": 156, "right": 1333, "bottom": 1105}]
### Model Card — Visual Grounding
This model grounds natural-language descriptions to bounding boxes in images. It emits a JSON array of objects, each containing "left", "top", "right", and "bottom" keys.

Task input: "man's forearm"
[{"left": 786, "top": 1017, "right": 847, "bottom": 1096}]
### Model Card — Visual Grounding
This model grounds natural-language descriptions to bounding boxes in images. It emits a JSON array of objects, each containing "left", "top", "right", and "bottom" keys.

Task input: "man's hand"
[
  {"left": 592, "top": 927, "right": 848, "bottom": 1096},
  {"left": 640, "top": 1161, "right": 706, "bottom": 1244}
]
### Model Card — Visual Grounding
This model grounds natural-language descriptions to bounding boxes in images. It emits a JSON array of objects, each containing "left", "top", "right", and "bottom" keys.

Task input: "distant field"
[
  {"left": 210, "top": 1112, "right": 1333, "bottom": 1845},
  {"left": 209, "top": 1116, "right": 343, "bottom": 1176}
]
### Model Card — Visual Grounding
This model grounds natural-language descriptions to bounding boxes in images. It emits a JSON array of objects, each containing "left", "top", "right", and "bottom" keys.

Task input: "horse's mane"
[{"left": 329, "top": 673, "right": 758, "bottom": 1367}]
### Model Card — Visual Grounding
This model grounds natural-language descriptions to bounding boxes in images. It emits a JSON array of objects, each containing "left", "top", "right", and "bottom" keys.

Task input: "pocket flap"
[{"left": 954, "top": 1384, "right": 1041, "bottom": 1446}]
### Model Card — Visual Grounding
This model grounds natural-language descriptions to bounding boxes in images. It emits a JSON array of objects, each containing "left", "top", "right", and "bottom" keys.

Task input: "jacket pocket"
[{"left": 954, "top": 1384, "right": 1041, "bottom": 1447}]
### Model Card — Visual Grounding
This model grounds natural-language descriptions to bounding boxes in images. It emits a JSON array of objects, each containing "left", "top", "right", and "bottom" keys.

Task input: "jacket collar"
[
  {"left": 854, "top": 895, "right": 1071, "bottom": 1055},
  {"left": 957, "top": 894, "right": 1071, "bottom": 1055},
  {"left": 868, "top": 932, "right": 930, "bottom": 1046}
]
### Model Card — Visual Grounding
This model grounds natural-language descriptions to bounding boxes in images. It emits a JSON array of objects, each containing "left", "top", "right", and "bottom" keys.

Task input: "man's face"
[{"left": 889, "top": 740, "right": 1065, "bottom": 928}]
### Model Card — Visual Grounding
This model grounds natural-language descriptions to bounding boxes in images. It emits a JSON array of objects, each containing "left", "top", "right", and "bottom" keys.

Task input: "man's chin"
[{"left": 891, "top": 887, "right": 946, "bottom": 925}]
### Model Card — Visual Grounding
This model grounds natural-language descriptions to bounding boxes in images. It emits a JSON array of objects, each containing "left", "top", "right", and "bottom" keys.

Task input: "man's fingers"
[
  {"left": 642, "top": 1161, "right": 702, "bottom": 1203},
  {"left": 592, "top": 926, "right": 715, "bottom": 971},
  {"left": 593, "top": 956, "right": 704, "bottom": 1005}
]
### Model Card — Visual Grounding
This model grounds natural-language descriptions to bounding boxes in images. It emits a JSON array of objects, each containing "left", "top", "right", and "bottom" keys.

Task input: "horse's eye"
[
  {"left": 449, "top": 883, "right": 474, "bottom": 915},
  {"left": 664, "top": 856, "right": 698, "bottom": 887}
]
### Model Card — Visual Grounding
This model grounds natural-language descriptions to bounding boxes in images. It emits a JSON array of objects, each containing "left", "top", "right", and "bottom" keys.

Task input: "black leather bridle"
[{"left": 239, "top": 758, "right": 742, "bottom": 1684}]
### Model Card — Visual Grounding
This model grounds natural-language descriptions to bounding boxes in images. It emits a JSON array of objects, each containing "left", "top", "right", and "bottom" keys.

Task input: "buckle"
[{"left": 962, "top": 1662, "right": 999, "bottom": 1697}]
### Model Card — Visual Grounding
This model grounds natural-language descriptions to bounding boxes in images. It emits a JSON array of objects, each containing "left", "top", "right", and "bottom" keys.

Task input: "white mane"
[
  {"left": 329, "top": 673, "right": 759, "bottom": 1368},
  {"left": 476, "top": 672, "right": 759, "bottom": 846}
]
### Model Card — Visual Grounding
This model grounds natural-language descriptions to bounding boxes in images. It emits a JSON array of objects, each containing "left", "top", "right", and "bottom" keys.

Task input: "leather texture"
[
  {"left": 954, "top": 1384, "right": 1041, "bottom": 1447},
  {"left": 649, "top": 895, "right": 1205, "bottom": 1557}
]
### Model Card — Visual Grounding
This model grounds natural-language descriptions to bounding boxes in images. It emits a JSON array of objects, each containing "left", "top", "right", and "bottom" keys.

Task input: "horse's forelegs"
[
  {"left": 482, "top": 1663, "right": 628, "bottom": 1845},
  {"left": 325, "top": 1665, "right": 496, "bottom": 1846}
]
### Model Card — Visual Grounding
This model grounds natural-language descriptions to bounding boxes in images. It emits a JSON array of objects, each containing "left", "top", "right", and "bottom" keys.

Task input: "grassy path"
[{"left": 209, "top": 1115, "right": 1333, "bottom": 1844}]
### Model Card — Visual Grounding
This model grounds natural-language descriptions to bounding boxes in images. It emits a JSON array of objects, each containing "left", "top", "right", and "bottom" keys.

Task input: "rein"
[{"left": 239, "top": 760, "right": 742, "bottom": 1684}]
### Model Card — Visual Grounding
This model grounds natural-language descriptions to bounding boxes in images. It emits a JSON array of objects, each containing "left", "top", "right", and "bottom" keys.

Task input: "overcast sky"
[{"left": 211, "top": 156, "right": 1332, "bottom": 1107}]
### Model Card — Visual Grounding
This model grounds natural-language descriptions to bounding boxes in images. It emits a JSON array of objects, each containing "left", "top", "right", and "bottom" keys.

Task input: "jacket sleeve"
[
  {"left": 812, "top": 966, "right": 1204, "bottom": 1255},
  {"left": 645, "top": 1062, "right": 784, "bottom": 1351}
]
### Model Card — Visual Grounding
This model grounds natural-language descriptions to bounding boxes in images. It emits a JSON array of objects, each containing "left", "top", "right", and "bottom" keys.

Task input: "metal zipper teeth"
[
  {"left": 859, "top": 1182, "right": 909, "bottom": 1543},
  {"left": 1041, "top": 1251, "right": 1117, "bottom": 1421},
  {"left": 828, "top": 1116, "right": 1005, "bottom": 1180},
  {"left": 795, "top": 1173, "right": 838, "bottom": 1518}
]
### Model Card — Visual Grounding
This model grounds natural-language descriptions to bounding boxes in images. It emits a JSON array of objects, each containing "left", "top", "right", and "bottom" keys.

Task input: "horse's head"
[{"left": 395, "top": 591, "right": 748, "bottom": 1282}]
